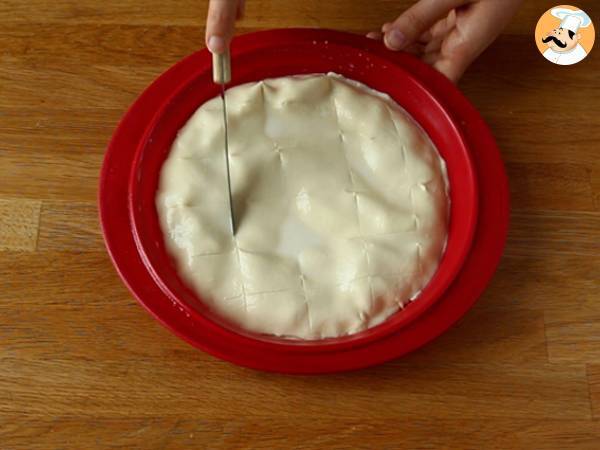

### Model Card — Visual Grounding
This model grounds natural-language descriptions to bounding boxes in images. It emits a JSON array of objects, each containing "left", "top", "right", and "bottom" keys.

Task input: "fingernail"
[
  {"left": 208, "top": 36, "right": 226, "bottom": 54},
  {"left": 385, "top": 29, "right": 407, "bottom": 50}
]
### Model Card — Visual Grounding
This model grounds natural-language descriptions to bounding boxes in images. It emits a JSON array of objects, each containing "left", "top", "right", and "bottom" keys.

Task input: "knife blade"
[{"left": 212, "top": 50, "right": 236, "bottom": 235}]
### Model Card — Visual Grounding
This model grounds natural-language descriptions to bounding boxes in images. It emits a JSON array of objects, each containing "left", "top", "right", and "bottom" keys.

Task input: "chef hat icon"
[{"left": 551, "top": 7, "right": 592, "bottom": 34}]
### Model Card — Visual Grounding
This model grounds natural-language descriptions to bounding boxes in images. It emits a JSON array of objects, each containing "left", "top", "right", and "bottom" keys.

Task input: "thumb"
[
  {"left": 206, "top": 0, "right": 240, "bottom": 54},
  {"left": 383, "top": 0, "right": 467, "bottom": 50}
]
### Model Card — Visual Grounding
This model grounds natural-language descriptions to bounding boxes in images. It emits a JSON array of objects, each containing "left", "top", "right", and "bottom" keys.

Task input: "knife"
[{"left": 212, "top": 50, "right": 236, "bottom": 235}]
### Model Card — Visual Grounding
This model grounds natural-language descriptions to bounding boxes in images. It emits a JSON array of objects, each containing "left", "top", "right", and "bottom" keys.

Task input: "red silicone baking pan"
[
  {"left": 99, "top": 29, "right": 509, "bottom": 373},
  {"left": 129, "top": 31, "right": 477, "bottom": 348}
]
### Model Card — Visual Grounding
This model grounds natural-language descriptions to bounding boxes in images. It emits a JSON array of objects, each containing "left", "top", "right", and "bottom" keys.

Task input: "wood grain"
[
  {"left": 1, "top": 109, "right": 122, "bottom": 154},
  {"left": 592, "top": 165, "right": 600, "bottom": 211},
  {"left": 0, "top": 151, "right": 102, "bottom": 201},
  {"left": 0, "top": 357, "right": 592, "bottom": 420},
  {"left": 0, "top": 199, "right": 41, "bottom": 251},
  {"left": 588, "top": 364, "right": 600, "bottom": 419},
  {"left": 507, "top": 211, "right": 600, "bottom": 256},
  {"left": 38, "top": 202, "right": 103, "bottom": 251},
  {"left": 2, "top": 416, "right": 600, "bottom": 450},
  {"left": 1, "top": 0, "right": 599, "bottom": 448},
  {"left": 0, "top": 252, "right": 128, "bottom": 306}
]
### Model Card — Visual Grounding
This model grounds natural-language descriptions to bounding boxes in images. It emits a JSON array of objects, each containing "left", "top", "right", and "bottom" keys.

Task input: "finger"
[
  {"left": 430, "top": 10, "right": 456, "bottom": 40},
  {"left": 206, "top": 0, "right": 239, "bottom": 54},
  {"left": 373, "top": 29, "right": 424, "bottom": 52},
  {"left": 404, "top": 42, "right": 426, "bottom": 55},
  {"left": 366, "top": 31, "right": 383, "bottom": 40},
  {"left": 418, "top": 29, "right": 433, "bottom": 44},
  {"left": 422, "top": 51, "right": 440, "bottom": 66},
  {"left": 433, "top": 58, "right": 465, "bottom": 83},
  {"left": 434, "top": 0, "right": 521, "bottom": 82},
  {"left": 383, "top": 0, "right": 467, "bottom": 50},
  {"left": 424, "top": 38, "right": 443, "bottom": 53},
  {"left": 419, "top": 12, "right": 456, "bottom": 51},
  {"left": 430, "top": 27, "right": 472, "bottom": 82}
]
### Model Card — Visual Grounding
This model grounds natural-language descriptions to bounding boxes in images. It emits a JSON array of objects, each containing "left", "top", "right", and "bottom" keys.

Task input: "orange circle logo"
[{"left": 535, "top": 5, "right": 595, "bottom": 65}]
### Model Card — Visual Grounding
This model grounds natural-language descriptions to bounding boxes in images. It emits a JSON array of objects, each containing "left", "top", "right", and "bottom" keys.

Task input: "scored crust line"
[
  {"left": 233, "top": 239, "right": 248, "bottom": 317},
  {"left": 298, "top": 271, "right": 313, "bottom": 333},
  {"left": 331, "top": 81, "right": 375, "bottom": 317}
]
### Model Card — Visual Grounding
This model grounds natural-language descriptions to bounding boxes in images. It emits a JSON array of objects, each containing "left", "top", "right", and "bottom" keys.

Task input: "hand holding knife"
[{"left": 212, "top": 50, "right": 237, "bottom": 235}]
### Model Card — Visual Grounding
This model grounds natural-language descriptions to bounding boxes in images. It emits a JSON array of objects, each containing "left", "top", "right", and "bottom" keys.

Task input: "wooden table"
[{"left": 1, "top": 1, "right": 599, "bottom": 448}]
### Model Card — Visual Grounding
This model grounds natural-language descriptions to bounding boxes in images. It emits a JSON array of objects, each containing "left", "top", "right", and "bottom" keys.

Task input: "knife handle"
[{"left": 212, "top": 50, "right": 231, "bottom": 85}]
